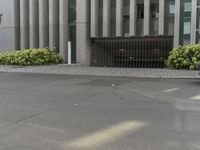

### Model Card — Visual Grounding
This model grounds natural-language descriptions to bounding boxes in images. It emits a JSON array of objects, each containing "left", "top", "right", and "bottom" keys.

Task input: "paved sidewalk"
[{"left": 0, "top": 65, "right": 199, "bottom": 79}]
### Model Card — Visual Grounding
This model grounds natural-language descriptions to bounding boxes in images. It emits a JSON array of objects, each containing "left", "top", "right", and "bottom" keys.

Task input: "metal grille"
[{"left": 91, "top": 36, "right": 173, "bottom": 68}]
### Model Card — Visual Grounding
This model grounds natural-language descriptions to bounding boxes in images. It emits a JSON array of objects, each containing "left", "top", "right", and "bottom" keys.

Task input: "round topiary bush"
[
  {"left": 0, "top": 48, "right": 63, "bottom": 66},
  {"left": 167, "top": 44, "right": 200, "bottom": 70}
]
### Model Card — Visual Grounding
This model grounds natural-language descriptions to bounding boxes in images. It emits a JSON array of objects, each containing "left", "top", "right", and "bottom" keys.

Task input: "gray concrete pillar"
[
  {"left": 144, "top": 0, "right": 150, "bottom": 36},
  {"left": 129, "top": 0, "right": 137, "bottom": 36},
  {"left": 174, "top": 0, "right": 181, "bottom": 47},
  {"left": 191, "top": 0, "right": 197, "bottom": 44},
  {"left": 59, "top": 0, "right": 68, "bottom": 63},
  {"left": 116, "top": 0, "right": 123, "bottom": 36},
  {"left": 103, "top": 0, "right": 111, "bottom": 37},
  {"left": 76, "top": 0, "right": 91, "bottom": 66},
  {"left": 39, "top": 0, "right": 49, "bottom": 48},
  {"left": 159, "top": 0, "right": 165, "bottom": 35},
  {"left": 20, "top": 0, "right": 29, "bottom": 49},
  {"left": 13, "top": 0, "right": 20, "bottom": 50},
  {"left": 91, "top": 0, "right": 99, "bottom": 37},
  {"left": 49, "top": 0, "right": 59, "bottom": 51},
  {"left": 29, "top": 0, "right": 39, "bottom": 48}
]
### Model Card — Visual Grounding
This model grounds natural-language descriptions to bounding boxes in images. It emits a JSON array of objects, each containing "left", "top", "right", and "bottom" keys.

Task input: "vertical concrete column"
[
  {"left": 116, "top": 0, "right": 123, "bottom": 36},
  {"left": 191, "top": 0, "right": 197, "bottom": 44},
  {"left": 39, "top": 0, "right": 49, "bottom": 48},
  {"left": 129, "top": 0, "right": 137, "bottom": 36},
  {"left": 29, "top": 0, "right": 39, "bottom": 48},
  {"left": 13, "top": 0, "right": 20, "bottom": 50},
  {"left": 59, "top": 0, "right": 68, "bottom": 63},
  {"left": 20, "top": 0, "right": 29, "bottom": 49},
  {"left": 49, "top": 0, "right": 59, "bottom": 51},
  {"left": 159, "top": 0, "right": 165, "bottom": 35},
  {"left": 174, "top": 0, "right": 181, "bottom": 47},
  {"left": 76, "top": 0, "right": 91, "bottom": 66},
  {"left": 91, "top": 0, "right": 99, "bottom": 37},
  {"left": 103, "top": 0, "right": 111, "bottom": 37},
  {"left": 144, "top": 0, "right": 150, "bottom": 36}
]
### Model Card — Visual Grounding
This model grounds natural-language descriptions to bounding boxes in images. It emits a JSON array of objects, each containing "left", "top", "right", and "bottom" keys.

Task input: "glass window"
[
  {"left": 150, "top": 1, "right": 159, "bottom": 35},
  {"left": 169, "top": 4, "right": 175, "bottom": 14},
  {"left": 136, "top": 1, "right": 144, "bottom": 36},
  {"left": 99, "top": 0, "right": 103, "bottom": 37},
  {"left": 123, "top": 0, "right": 130, "bottom": 36},
  {"left": 111, "top": 0, "right": 116, "bottom": 37},
  {"left": 69, "top": 0, "right": 76, "bottom": 63},
  {"left": 180, "top": 0, "right": 191, "bottom": 45},
  {"left": 164, "top": 0, "right": 175, "bottom": 35},
  {"left": 184, "top": 2, "right": 192, "bottom": 12},
  {"left": 184, "top": 20, "right": 191, "bottom": 34},
  {"left": 137, "top": 4, "right": 144, "bottom": 19}
]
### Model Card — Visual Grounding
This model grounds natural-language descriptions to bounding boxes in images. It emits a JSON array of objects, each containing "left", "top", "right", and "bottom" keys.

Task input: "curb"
[{"left": 0, "top": 66, "right": 200, "bottom": 79}]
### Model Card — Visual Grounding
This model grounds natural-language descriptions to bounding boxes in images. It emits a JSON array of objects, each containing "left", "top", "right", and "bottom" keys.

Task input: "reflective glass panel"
[
  {"left": 180, "top": 0, "right": 191, "bottom": 45},
  {"left": 164, "top": 0, "right": 175, "bottom": 35}
]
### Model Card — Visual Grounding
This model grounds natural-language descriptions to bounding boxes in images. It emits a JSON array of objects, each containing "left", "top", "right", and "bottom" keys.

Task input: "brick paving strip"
[{"left": 0, "top": 65, "right": 199, "bottom": 79}]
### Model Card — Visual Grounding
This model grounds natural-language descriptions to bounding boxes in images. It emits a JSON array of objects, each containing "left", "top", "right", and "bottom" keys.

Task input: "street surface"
[{"left": 0, "top": 72, "right": 199, "bottom": 150}]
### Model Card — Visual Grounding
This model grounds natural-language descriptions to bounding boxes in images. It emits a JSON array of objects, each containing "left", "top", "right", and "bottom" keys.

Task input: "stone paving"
[{"left": 0, "top": 65, "right": 199, "bottom": 79}]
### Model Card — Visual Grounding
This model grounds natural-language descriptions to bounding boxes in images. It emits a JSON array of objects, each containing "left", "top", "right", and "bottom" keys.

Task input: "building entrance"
[{"left": 91, "top": 36, "right": 173, "bottom": 68}]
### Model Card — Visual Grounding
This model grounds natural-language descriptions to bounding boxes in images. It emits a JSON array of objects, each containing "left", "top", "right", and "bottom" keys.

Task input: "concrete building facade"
[{"left": 0, "top": 0, "right": 200, "bottom": 67}]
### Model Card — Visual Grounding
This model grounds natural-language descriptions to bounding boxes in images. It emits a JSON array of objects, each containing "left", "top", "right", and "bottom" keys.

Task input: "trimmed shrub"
[
  {"left": 167, "top": 44, "right": 200, "bottom": 70},
  {"left": 0, "top": 48, "right": 63, "bottom": 66}
]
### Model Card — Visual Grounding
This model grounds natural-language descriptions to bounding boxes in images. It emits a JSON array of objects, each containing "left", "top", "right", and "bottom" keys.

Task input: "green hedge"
[
  {"left": 0, "top": 48, "right": 63, "bottom": 66},
  {"left": 167, "top": 44, "right": 200, "bottom": 70}
]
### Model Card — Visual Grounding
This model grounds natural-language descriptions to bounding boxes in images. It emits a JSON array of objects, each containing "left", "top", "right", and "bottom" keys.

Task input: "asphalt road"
[{"left": 0, "top": 72, "right": 199, "bottom": 150}]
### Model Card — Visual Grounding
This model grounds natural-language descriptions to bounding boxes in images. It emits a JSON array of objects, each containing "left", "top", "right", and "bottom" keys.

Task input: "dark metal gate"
[{"left": 91, "top": 36, "right": 173, "bottom": 68}]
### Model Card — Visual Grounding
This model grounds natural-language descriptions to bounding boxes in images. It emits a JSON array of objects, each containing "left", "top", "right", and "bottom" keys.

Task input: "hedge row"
[
  {"left": 0, "top": 48, "right": 63, "bottom": 66},
  {"left": 167, "top": 44, "right": 200, "bottom": 70},
  {"left": 0, "top": 45, "right": 200, "bottom": 69}
]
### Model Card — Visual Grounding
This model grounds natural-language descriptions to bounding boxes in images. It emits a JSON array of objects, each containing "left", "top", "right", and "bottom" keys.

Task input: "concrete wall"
[
  {"left": 0, "top": 0, "right": 17, "bottom": 51},
  {"left": 0, "top": 0, "right": 90, "bottom": 66},
  {"left": 0, "top": 0, "right": 69, "bottom": 62},
  {"left": 76, "top": 0, "right": 91, "bottom": 66}
]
